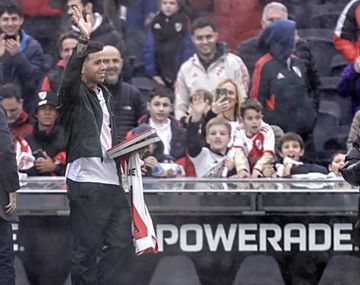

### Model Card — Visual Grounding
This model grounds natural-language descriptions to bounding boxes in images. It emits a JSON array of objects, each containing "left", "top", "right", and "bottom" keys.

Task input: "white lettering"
[
  {"left": 180, "top": 224, "right": 203, "bottom": 252},
  {"left": 156, "top": 223, "right": 354, "bottom": 252},
  {"left": 204, "top": 224, "right": 236, "bottom": 252},
  {"left": 284, "top": 224, "right": 306, "bottom": 251},
  {"left": 308, "top": 224, "right": 331, "bottom": 251},
  {"left": 239, "top": 224, "right": 258, "bottom": 251},
  {"left": 259, "top": 224, "right": 282, "bottom": 251},
  {"left": 156, "top": 224, "right": 178, "bottom": 252},
  {"left": 333, "top": 223, "right": 353, "bottom": 251}
]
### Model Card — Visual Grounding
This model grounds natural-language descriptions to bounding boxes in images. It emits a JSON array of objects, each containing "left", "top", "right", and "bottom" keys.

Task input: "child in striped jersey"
[{"left": 233, "top": 100, "right": 275, "bottom": 178}]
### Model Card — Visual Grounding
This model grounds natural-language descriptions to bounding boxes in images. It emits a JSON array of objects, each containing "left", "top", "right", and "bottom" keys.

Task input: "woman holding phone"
[{"left": 202, "top": 78, "right": 245, "bottom": 145}]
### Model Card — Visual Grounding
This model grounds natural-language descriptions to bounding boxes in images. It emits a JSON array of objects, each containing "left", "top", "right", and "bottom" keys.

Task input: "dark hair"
[
  {"left": 240, "top": 99, "right": 263, "bottom": 117},
  {"left": 149, "top": 85, "right": 175, "bottom": 103},
  {"left": 191, "top": 16, "right": 217, "bottom": 34},
  {"left": 0, "top": 83, "right": 22, "bottom": 101},
  {"left": 278, "top": 132, "right": 304, "bottom": 151},
  {"left": 0, "top": 1, "right": 23, "bottom": 17},
  {"left": 57, "top": 31, "right": 79, "bottom": 52},
  {"left": 80, "top": 0, "right": 102, "bottom": 13},
  {"left": 157, "top": 0, "right": 183, "bottom": 8},
  {"left": 84, "top": 41, "right": 103, "bottom": 58},
  {"left": 329, "top": 150, "right": 346, "bottom": 164}
]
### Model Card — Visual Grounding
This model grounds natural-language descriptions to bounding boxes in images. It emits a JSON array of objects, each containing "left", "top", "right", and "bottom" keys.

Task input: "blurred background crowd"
[{"left": 1, "top": 0, "right": 358, "bottom": 181}]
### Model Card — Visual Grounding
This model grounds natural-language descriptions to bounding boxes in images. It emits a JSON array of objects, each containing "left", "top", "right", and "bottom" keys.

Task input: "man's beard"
[{"left": 105, "top": 70, "right": 120, "bottom": 85}]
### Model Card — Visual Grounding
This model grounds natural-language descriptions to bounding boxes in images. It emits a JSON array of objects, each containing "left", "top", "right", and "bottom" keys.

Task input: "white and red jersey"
[{"left": 233, "top": 121, "right": 275, "bottom": 171}]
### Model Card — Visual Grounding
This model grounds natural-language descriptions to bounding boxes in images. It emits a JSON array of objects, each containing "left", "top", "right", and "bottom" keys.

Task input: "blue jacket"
[
  {"left": 338, "top": 63, "right": 360, "bottom": 117},
  {"left": 0, "top": 29, "right": 44, "bottom": 113},
  {"left": 143, "top": 12, "right": 194, "bottom": 87}
]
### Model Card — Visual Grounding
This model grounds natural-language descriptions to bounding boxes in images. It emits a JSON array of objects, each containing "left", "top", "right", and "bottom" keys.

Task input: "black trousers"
[
  {"left": 0, "top": 218, "right": 15, "bottom": 285},
  {"left": 67, "top": 179, "right": 133, "bottom": 285}
]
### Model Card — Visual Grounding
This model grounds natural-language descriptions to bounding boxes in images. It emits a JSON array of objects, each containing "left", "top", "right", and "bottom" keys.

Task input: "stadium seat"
[
  {"left": 304, "top": 37, "right": 338, "bottom": 76},
  {"left": 149, "top": 255, "right": 202, "bottom": 285},
  {"left": 319, "top": 76, "right": 352, "bottom": 125},
  {"left": 308, "top": 4, "right": 345, "bottom": 29},
  {"left": 330, "top": 54, "right": 348, "bottom": 77},
  {"left": 232, "top": 255, "right": 286, "bottom": 285},
  {"left": 318, "top": 255, "right": 360, "bottom": 285},
  {"left": 313, "top": 100, "right": 342, "bottom": 153},
  {"left": 297, "top": 28, "right": 333, "bottom": 41},
  {"left": 131, "top": 76, "right": 158, "bottom": 101}
]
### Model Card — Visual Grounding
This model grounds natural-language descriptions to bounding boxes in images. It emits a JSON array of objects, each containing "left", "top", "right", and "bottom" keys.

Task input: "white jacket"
[{"left": 174, "top": 50, "right": 249, "bottom": 120}]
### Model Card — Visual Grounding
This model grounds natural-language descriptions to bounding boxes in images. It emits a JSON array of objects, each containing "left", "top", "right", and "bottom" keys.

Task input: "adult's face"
[
  {"left": 59, "top": 38, "right": 78, "bottom": 63},
  {"left": 67, "top": 0, "right": 83, "bottom": 16},
  {"left": 82, "top": 50, "right": 106, "bottom": 85},
  {"left": 0, "top": 12, "right": 23, "bottom": 36},
  {"left": 103, "top": 46, "right": 123, "bottom": 85},
  {"left": 218, "top": 81, "right": 237, "bottom": 111},
  {"left": 261, "top": 8, "right": 287, "bottom": 28},
  {"left": 192, "top": 26, "right": 218, "bottom": 59},
  {"left": 2, "top": 97, "right": 23, "bottom": 124}
]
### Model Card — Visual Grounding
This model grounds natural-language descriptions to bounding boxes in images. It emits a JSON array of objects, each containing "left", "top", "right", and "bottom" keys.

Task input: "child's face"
[
  {"left": 328, "top": 153, "right": 345, "bottom": 176},
  {"left": 160, "top": 0, "right": 179, "bottom": 17},
  {"left": 242, "top": 109, "right": 262, "bottom": 136},
  {"left": 206, "top": 124, "right": 230, "bottom": 153},
  {"left": 147, "top": 96, "right": 172, "bottom": 124},
  {"left": 279, "top": 140, "right": 304, "bottom": 161}
]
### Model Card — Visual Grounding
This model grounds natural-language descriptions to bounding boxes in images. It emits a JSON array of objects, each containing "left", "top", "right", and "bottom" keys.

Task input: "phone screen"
[{"left": 216, "top": 88, "right": 228, "bottom": 102}]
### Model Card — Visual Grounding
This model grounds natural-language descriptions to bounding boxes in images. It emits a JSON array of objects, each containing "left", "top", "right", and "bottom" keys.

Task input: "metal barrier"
[{"left": 14, "top": 177, "right": 360, "bottom": 285}]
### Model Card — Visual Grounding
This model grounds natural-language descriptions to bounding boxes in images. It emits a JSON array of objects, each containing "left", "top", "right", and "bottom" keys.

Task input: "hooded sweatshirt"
[{"left": 250, "top": 20, "right": 317, "bottom": 136}]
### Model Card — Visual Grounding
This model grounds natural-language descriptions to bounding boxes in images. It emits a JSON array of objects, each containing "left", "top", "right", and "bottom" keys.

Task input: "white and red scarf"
[{"left": 127, "top": 152, "right": 158, "bottom": 255}]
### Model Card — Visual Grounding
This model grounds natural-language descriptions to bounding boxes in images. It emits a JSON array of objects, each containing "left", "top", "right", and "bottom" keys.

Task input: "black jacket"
[
  {"left": 58, "top": 44, "right": 113, "bottom": 163},
  {"left": 341, "top": 132, "right": 360, "bottom": 186},
  {"left": 0, "top": 30, "right": 45, "bottom": 113},
  {"left": 25, "top": 124, "right": 66, "bottom": 176},
  {"left": 107, "top": 79, "right": 147, "bottom": 143},
  {"left": 0, "top": 105, "right": 19, "bottom": 222},
  {"left": 237, "top": 35, "right": 320, "bottom": 96},
  {"left": 250, "top": 21, "right": 317, "bottom": 136}
]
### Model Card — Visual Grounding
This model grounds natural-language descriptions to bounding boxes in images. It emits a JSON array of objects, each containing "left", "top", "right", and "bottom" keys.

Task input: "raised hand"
[
  {"left": 212, "top": 96, "right": 229, "bottom": 114},
  {"left": 5, "top": 37, "right": 20, "bottom": 56},
  {"left": 70, "top": 5, "right": 91, "bottom": 39}
]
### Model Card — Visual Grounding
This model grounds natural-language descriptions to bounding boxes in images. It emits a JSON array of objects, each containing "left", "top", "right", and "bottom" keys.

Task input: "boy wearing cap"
[{"left": 24, "top": 91, "right": 66, "bottom": 176}]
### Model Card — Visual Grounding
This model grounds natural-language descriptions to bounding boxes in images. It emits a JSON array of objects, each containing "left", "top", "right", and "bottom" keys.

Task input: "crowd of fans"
[{"left": 2, "top": 0, "right": 357, "bottom": 181}]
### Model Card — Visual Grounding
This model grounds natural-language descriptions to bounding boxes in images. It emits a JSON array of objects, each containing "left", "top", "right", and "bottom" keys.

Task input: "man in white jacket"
[{"left": 174, "top": 16, "right": 249, "bottom": 121}]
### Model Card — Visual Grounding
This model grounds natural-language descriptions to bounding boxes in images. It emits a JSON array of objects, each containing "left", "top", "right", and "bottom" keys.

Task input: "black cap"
[{"left": 36, "top": 91, "right": 58, "bottom": 108}]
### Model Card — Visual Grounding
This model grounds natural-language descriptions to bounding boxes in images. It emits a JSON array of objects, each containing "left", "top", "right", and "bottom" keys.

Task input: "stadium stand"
[
  {"left": 318, "top": 255, "right": 360, "bottom": 285},
  {"left": 232, "top": 255, "right": 286, "bottom": 285}
]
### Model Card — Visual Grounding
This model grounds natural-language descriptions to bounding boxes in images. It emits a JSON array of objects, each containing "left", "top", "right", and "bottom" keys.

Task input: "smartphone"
[
  {"left": 215, "top": 88, "right": 228, "bottom": 102},
  {"left": 33, "top": 149, "right": 46, "bottom": 161},
  {"left": 4, "top": 34, "right": 16, "bottom": 40}
]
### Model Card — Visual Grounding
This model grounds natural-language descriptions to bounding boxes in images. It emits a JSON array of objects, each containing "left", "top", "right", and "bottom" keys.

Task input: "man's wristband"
[{"left": 78, "top": 36, "right": 90, "bottom": 44}]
